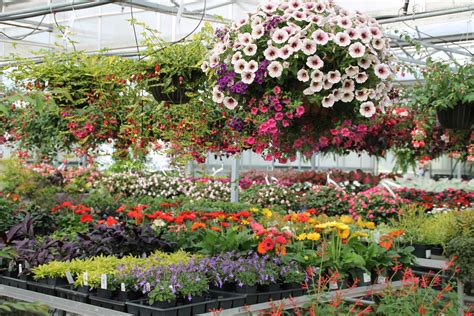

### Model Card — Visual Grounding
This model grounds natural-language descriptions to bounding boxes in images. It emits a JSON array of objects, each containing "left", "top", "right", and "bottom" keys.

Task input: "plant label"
[
  {"left": 65, "top": 271, "right": 74, "bottom": 284},
  {"left": 8, "top": 261, "right": 14, "bottom": 272},
  {"left": 145, "top": 282, "right": 151, "bottom": 292},
  {"left": 83, "top": 272, "right": 88, "bottom": 286},
  {"left": 363, "top": 273, "right": 371, "bottom": 283},
  {"left": 377, "top": 276, "right": 386, "bottom": 284},
  {"left": 142, "top": 252, "right": 147, "bottom": 258},
  {"left": 425, "top": 249, "right": 431, "bottom": 259},
  {"left": 18, "top": 264, "right": 22, "bottom": 275},
  {"left": 100, "top": 274, "right": 107, "bottom": 290},
  {"left": 24, "top": 262, "right": 30, "bottom": 270},
  {"left": 329, "top": 281, "right": 338, "bottom": 290},
  {"left": 121, "top": 283, "right": 126, "bottom": 292}
]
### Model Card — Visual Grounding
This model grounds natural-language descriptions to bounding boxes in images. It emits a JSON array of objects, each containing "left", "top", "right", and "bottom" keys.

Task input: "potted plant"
[
  {"left": 203, "top": 0, "right": 396, "bottom": 161},
  {"left": 411, "top": 59, "right": 474, "bottom": 130},
  {"left": 137, "top": 21, "right": 210, "bottom": 104}
]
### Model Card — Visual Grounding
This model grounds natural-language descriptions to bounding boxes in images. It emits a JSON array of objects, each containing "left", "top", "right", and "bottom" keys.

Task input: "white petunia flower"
[
  {"left": 278, "top": 45, "right": 293, "bottom": 59},
  {"left": 303, "top": 87, "right": 315, "bottom": 95},
  {"left": 358, "top": 57, "right": 371, "bottom": 69},
  {"left": 312, "top": 29, "right": 329, "bottom": 45},
  {"left": 209, "top": 54, "right": 220, "bottom": 68},
  {"left": 306, "top": 55, "right": 324, "bottom": 69},
  {"left": 358, "top": 28, "right": 372, "bottom": 44},
  {"left": 372, "top": 38, "right": 384, "bottom": 50},
  {"left": 243, "top": 44, "right": 257, "bottom": 56},
  {"left": 288, "top": 37, "right": 302, "bottom": 52},
  {"left": 310, "top": 15, "right": 324, "bottom": 26},
  {"left": 310, "top": 81, "right": 323, "bottom": 92},
  {"left": 345, "top": 65, "right": 359, "bottom": 77},
  {"left": 288, "top": 0, "right": 302, "bottom": 10},
  {"left": 301, "top": 39, "right": 317, "bottom": 55},
  {"left": 341, "top": 79, "right": 355, "bottom": 92},
  {"left": 272, "top": 29, "right": 289, "bottom": 44},
  {"left": 323, "top": 78, "right": 333, "bottom": 90},
  {"left": 293, "top": 11, "right": 306, "bottom": 21},
  {"left": 311, "top": 70, "right": 324, "bottom": 82},
  {"left": 231, "top": 52, "right": 242, "bottom": 64},
  {"left": 234, "top": 59, "right": 247, "bottom": 74},
  {"left": 322, "top": 94, "right": 336, "bottom": 108},
  {"left": 261, "top": 1, "right": 277, "bottom": 13},
  {"left": 315, "top": 2, "right": 326, "bottom": 13},
  {"left": 264, "top": 46, "right": 279, "bottom": 60},
  {"left": 327, "top": 70, "right": 341, "bottom": 84},
  {"left": 212, "top": 86, "right": 225, "bottom": 103},
  {"left": 334, "top": 32, "right": 351, "bottom": 47},
  {"left": 267, "top": 61, "right": 284, "bottom": 78},
  {"left": 359, "top": 101, "right": 376, "bottom": 117},
  {"left": 338, "top": 16, "right": 352, "bottom": 29},
  {"left": 341, "top": 91, "right": 354, "bottom": 102},
  {"left": 201, "top": 61, "right": 210, "bottom": 73},
  {"left": 374, "top": 63, "right": 391, "bottom": 79},
  {"left": 223, "top": 97, "right": 238, "bottom": 110},
  {"left": 238, "top": 32, "right": 252, "bottom": 46},
  {"left": 355, "top": 72, "right": 368, "bottom": 84},
  {"left": 297, "top": 68, "right": 310, "bottom": 82},
  {"left": 245, "top": 60, "right": 259, "bottom": 73},
  {"left": 241, "top": 71, "right": 256, "bottom": 84},
  {"left": 332, "top": 88, "right": 343, "bottom": 100},
  {"left": 348, "top": 42, "right": 366, "bottom": 58},
  {"left": 355, "top": 89, "right": 369, "bottom": 101},
  {"left": 346, "top": 28, "right": 359, "bottom": 40},
  {"left": 370, "top": 27, "right": 382, "bottom": 39},
  {"left": 252, "top": 25, "right": 265, "bottom": 39}
]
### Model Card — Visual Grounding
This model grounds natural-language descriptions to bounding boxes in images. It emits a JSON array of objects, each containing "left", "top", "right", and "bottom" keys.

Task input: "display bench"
[{"left": 1, "top": 281, "right": 406, "bottom": 316}]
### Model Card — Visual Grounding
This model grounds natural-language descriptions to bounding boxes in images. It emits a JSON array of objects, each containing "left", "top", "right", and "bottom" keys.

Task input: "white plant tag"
[
  {"left": 24, "top": 262, "right": 30, "bottom": 270},
  {"left": 8, "top": 261, "right": 14, "bottom": 272},
  {"left": 363, "top": 273, "right": 371, "bottom": 283},
  {"left": 145, "top": 282, "right": 151, "bottom": 292},
  {"left": 100, "top": 274, "right": 107, "bottom": 290},
  {"left": 329, "top": 281, "right": 338, "bottom": 290},
  {"left": 65, "top": 271, "right": 74, "bottom": 284},
  {"left": 141, "top": 252, "right": 147, "bottom": 259},
  {"left": 121, "top": 283, "right": 126, "bottom": 292},
  {"left": 18, "top": 264, "right": 22, "bottom": 275},
  {"left": 377, "top": 276, "right": 386, "bottom": 284},
  {"left": 426, "top": 249, "right": 431, "bottom": 259},
  {"left": 83, "top": 272, "right": 88, "bottom": 286}
]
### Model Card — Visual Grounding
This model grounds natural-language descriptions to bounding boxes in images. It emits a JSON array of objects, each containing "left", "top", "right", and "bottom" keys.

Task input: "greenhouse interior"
[{"left": 0, "top": 0, "right": 473, "bottom": 315}]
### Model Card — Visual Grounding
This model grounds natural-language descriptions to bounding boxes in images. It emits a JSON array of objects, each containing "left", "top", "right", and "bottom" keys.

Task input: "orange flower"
[
  {"left": 80, "top": 214, "right": 93, "bottom": 223},
  {"left": 257, "top": 242, "right": 266, "bottom": 254},
  {"left": 191, "top": 222, "right": 206, "bottom": 231},
  {"left": 389, "top": 229, "right": 405, "bottom": 238},
  {"left": 210, "top": 226, "right": 221, "bottom": 232},
  {"left": 379, "top": 235, "right": 393, "bottom": 250}
]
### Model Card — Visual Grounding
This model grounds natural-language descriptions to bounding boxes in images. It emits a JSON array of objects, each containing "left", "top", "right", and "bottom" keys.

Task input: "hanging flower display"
[{"left": 203, "top": 0, "right": 396, "bottom": 160}]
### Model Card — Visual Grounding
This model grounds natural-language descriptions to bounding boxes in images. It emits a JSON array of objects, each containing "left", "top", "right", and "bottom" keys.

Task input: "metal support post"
[{"left": 230, "top": 156, "right": 240, "bottom": 203}]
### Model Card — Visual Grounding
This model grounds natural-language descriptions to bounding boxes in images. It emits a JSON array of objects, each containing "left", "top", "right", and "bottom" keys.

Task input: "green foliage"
[
  {"left": 0, "top": 196, "right": 22, "bottom": 232},
  {"left": 420, "top": 212, "right": 456, "bottom": 248},
  {"left": 194, "top": 227, "right": 257, "bottom": 255},
  {"left": 393, "top": 204, "right": 428, "bottom": 244},
  {"left": 0, "top": 301, "right": 49, "bottom": 315}
]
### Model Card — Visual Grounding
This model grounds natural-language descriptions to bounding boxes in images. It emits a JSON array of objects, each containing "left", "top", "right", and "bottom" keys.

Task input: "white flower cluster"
[
  {"left": 99, "top": 172, "right": 190, "bottom": 198},
  {"left": 186, "top": 181, "right": 231, "bottom": 202},
  {"left": 241, "top": 184, "right": 299, "bottom": 209},
  {"left": 203, "top": 0, "right": 395, "bottom": 118}
]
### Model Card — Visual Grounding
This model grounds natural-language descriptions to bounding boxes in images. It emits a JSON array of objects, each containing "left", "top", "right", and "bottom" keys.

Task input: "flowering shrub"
[
  {"left": 348, "top": 187, "right": 409, "bottom": 222},
  {"left": 240, "top": 184, "right": 301, "bottom": 210},
  {"left": 204, "top": 0, "right": 395, "bottom": 160}
]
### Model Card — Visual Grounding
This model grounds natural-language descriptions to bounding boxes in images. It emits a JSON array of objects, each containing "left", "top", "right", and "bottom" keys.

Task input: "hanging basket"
[
  {"left": 437, "top": 103, "right": 474, "bottom": 130},
  {"left": 149, "top": 75, "right": 191, "bottom": 104}
]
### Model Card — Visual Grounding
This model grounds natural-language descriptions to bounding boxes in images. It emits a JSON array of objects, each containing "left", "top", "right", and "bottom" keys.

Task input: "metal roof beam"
[
  {"left": 378, "top": 5, "right": 474, "bottom": 24},
  {"left": 387, "top": 34, "right": 472, "bottom": 57},
  {"left": 0, "top": 19, "right": 53, "bottom": 32}
]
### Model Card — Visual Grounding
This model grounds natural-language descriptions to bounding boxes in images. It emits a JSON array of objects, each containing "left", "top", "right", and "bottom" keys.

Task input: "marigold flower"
[
  {"left": 297, "top": 233, "right": 307, "bottom": 241},
  {"left": 338, "top": 229, "right": 350, "bottom": 239},
  {"left": 307, "top": 232, "right": 321, "bottom": 241},
  {"left": 210, "top": 226, "right": 221, "bottom": 232}
]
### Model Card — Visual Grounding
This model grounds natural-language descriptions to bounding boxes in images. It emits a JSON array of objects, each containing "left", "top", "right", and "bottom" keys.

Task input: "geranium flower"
[{"left": 80, "top": 214, "right": 93, "bottom": 223}]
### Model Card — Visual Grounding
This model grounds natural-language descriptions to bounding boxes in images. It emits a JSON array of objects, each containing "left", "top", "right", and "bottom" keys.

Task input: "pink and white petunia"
[
  {"left": 264, "top": 46, "right": 279, "bottom": 61},
  {"left": 312, "top": 29, "right": 329, "bottom": 45},
  {"left": 302, "top": 39, "right": 317, "bottom": 55},
  {"left": 374, "top": 63, "right": 391, "bottom": 79},
  {"left": 241, "top": 71, "right": 256, "bottom": 84},
  {"left": 223, "top": 97, "right": 238, "bottom": 110},
  {"left": 306, "top": 55, "right": 324, "bottom": 69},
  {"left": 272, "top": 29, "right": 289, "bottom": 44},
  {"left": 359, "top": 101, "right": 376, "bottom": 117},
  {"left": 348, "top": 42, "right": 366, "bottom": 58},
  {"left": 267, "top": 61, "right": 284, "bottom": 78},
  {"left": 327, "top": 70, "right": 341, "bottom": 84},
  {"left": 297, "top": 68, "right": 310, "bottom": 82},
  {"left": 334, "top": 32, "right": 351, "bottom": 47},
  {"left": 322, "top": 94, "right": 336, "bottom": 108}
]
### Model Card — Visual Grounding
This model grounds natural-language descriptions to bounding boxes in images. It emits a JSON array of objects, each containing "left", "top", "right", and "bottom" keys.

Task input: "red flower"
[
  {"left": 274, "top": 236, "right": 287, "bottom": 245},
  {"left": 115, "top": 205, "right": 126, "bottom": 213},
  {"left": 105, "top": 216, "right": 118, "bottom": 227},
  {"left": 80, "top": 214, "right": 93, "bottom": 223},
  {"left": 262, "top": 237, "right": 275, "bottom": 251}
]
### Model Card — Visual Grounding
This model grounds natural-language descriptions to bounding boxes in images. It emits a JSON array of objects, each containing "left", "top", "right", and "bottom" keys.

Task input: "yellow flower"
[
  {"left": 338, "top": 229, "right": 350, "bottom": 239},
  {"left": 356, "top": 218, "right": 365, "bottom": 227},
  {"left": 335, "top": 223, "right": 349, "bottom": 231},
  {"left": 297, "top": 233, "right": 307, "bottom": 241},
  {"left": 365, "top": 222, "right": 375, "bottom": 229},
  {"left": 309, "top": 219, "right": 317, "bottom": 224},
  {"left": 262, "top": 208, "right": 273, "bottom": 218},
  {"left": 250, "top": 207, "right": 259, "bottom": 213},
  {"left": 307, "top": 232, "right": 321, "bottom": 241},
  {"left": 340, "top": 215, "right": 354, "bottom": 224},
  {"left": 352, "top": 232, "right": 368, "bottom": 238},
  {"left": 241, "top": 220, "right": 249, "bottom": 225}
]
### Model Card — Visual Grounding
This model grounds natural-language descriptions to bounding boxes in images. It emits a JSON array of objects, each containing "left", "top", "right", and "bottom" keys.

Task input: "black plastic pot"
[
  {"left": 437, "top": 103, "right": 474, "bottom": 130},
  {"left": 349, "top": 269, "right": 371, "bottom": 287},
  {"left": 371, "top": 269, "right": 387, "bottom": 284},
  {"left": 27, "top": 280, "right": 56, "bottom": 296},
  {"left": 90, "top": 296, "right": 127, "bottom": 312},
  {"left": 413, "top": 244, "right": 432, "bottom": 259},
  {"left": 127, "top": 298, "right": 217, "bottom": 316},
  {"left": 282, "top": 282, "right": 301, "bottom": 290},
  {"left": 235, "top": 285, "right": 257, "bottom": 294},
  {"left": 389, "top": 269, "right": 404, "bottom": 281},
  {"left": 152, "top": 300, "right": 177, "bottom": 309},
  {"left": 431, "top": 245, "right": 444, "bottom": 256},
  {"left": 116, "top": 290, "right": 142, "bottom": 302},
  {"left": 56, "top": 285, "right": 89, "bottom": 303},
  {"left": 96, "top": 288, "right": 114, "bottom": 299},
  {"left": 47, "top": 277, "right": 68, "bottom": 287},
  {"left": 0, "top": 276, "right": 27, "bottom": 289},
  {"left": 208, "top": 290, "right": 246, "bottom": 310}
]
